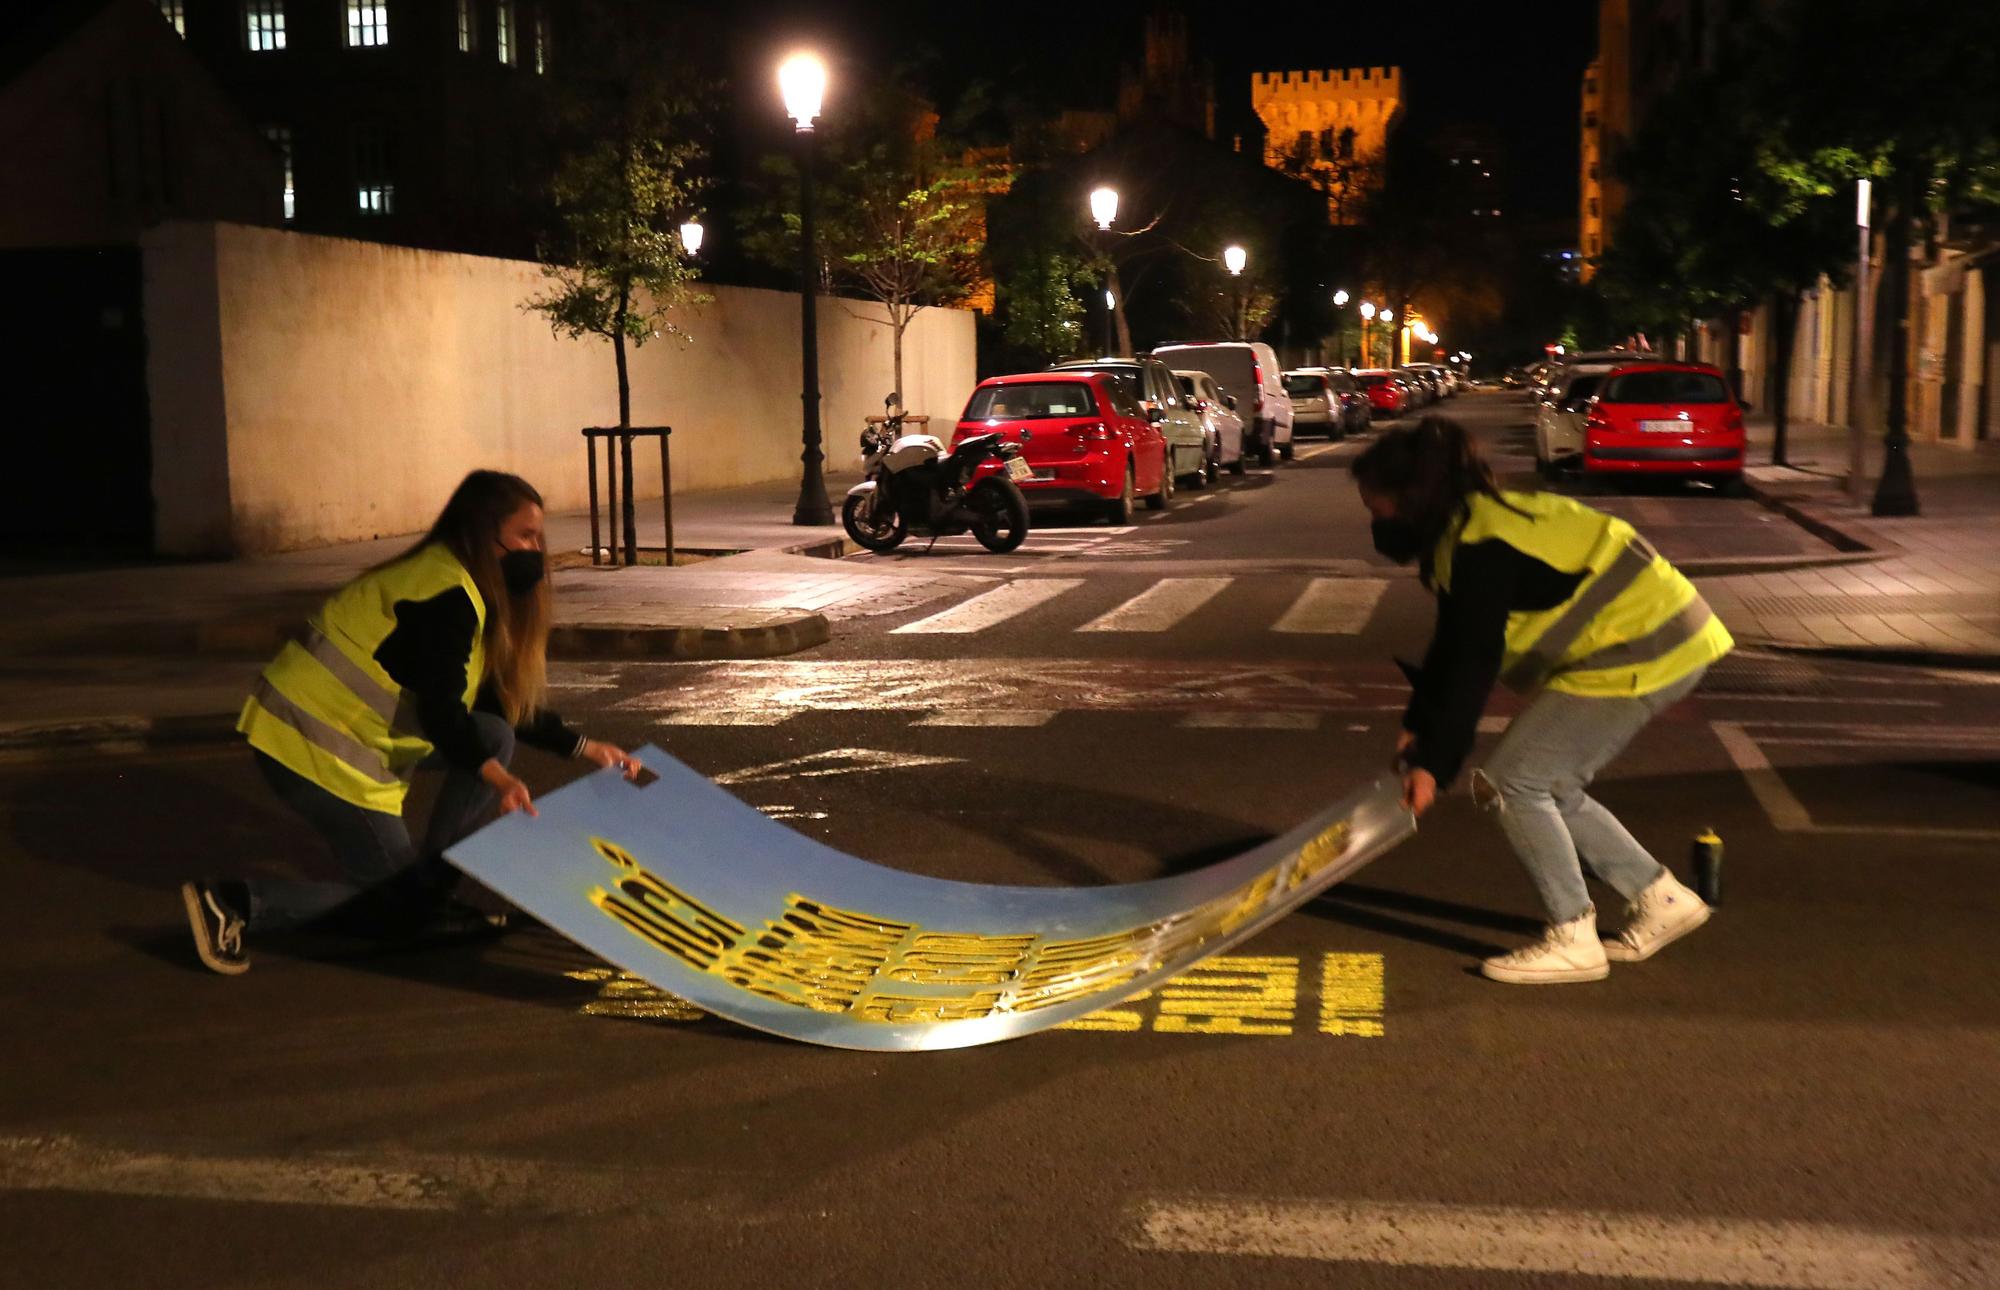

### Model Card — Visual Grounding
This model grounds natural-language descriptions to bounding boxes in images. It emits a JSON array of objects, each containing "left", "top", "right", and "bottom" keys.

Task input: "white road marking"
[
  {"left": 1272, "top": 578, "right": 1388, "bottom": 634},
  {"left": 0, "top": 1135, "right": 644, "bottom": 1215},
  {"left": 1712, "top": 721, "right": 2000, "bottom": 840},
  {"left": 891, "top": 579, "right": 1082, "bottom": 634},
  {"left": 912, "top": 710, "right": 1056, "bottom": 727},
  {"left": 1078, "top": 578, "right": 1232, "bottom": 632},
  {"left": 657, "top": 709, "right": 792, "bottom": 726},
  {"left": 1130, "top": 1196, "right": 1998, "bottom": 1289},
  {"left": 714, "top": 747, "right": 964, "bottom": 785},
  {"left": 1177, "top": 712, "right": 1319, "bottom": 730}
]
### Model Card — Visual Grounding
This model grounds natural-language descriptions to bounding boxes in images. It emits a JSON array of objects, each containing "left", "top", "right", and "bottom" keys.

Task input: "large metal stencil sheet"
[{"left": 446, "top": 746, "right": 1416, "bottom": 1051}]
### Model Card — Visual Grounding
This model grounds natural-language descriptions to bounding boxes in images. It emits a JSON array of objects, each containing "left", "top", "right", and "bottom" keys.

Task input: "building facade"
[
  {"left": 149, "top": 0, "right": 561, "bottom": 259},
  {"left": 1251, "top": 66, "right": 1402, "bottom": 225},
  {"left": 1578, "top": 59, "right": 1604, "bottom": 280}
]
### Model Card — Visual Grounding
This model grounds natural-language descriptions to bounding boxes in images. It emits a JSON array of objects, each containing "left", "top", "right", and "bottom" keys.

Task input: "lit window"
[
  {"left": 157, "top": 0, "right": 186, "bottom": 36},
  {"left": 495, "top": 0, "right": 515, "bottom": 65},
  {"left": 244, "top": 0, "right": 285, "bottom": 50},
  {"left": 266, "top": 126, "right": 295, "bottom": 220},
  {"left": 345, "top": 1, "right": 387, "bottom": 47},
  {"left": 457, "top": 0, "right": 475, "bottom": 52},
  {"left": 352, "top": 124, "right": 393, "bottom": 215},
  {"left": 532, "top": 7, "right": 548, "bottom": 73}
]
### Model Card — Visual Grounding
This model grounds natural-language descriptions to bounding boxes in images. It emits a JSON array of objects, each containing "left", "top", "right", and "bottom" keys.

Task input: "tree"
[
  {"left": 999, "top": 252, "right": 1088, "bottom": 361},
  {"left": 526, "top": 0, "right": 709, "bottom": 563},
  {"left": 1757, "top": 0, "right": 2000, "bottom": 510},
  {"left": 744, "top": 74, "right": 1006, "bottom": 414}
]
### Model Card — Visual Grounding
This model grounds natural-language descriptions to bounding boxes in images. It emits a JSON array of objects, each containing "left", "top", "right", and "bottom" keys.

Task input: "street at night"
[
  {"left": 5, "top": 393, "right": 1999, "bottom": 1286},
  {"left": 5, "top": 0, "right": 1999, "bottom": 1284}
]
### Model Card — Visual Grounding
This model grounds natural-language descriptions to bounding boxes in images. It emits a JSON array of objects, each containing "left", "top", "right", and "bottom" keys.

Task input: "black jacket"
[
  {"left": 371, "top": 587, "right": 582, "bottom": 771},
  {"left": 1403, "top": 537, "right": 1586, "bottom": 786}
]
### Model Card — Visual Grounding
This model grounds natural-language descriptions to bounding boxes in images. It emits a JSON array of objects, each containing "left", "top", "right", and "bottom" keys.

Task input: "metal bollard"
[{"left": 1691, "top": 830, "right": 1723, "bottom": 906}]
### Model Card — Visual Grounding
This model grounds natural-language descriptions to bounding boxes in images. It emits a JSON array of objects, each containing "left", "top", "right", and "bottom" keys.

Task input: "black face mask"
[
  {"left": 1370, "top": 516, "right": 1427, "bottom": 565},
  {"left": 498, "top": 548, "right": 545, "bottom": 595}
]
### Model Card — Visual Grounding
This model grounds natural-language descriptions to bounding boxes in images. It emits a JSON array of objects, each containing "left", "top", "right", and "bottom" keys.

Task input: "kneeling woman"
[
  {"left": 182, "top": 470, "right": 641, "bottom": 974},
  {"left": 1353, "top": 420, "right": 1732, "bottom": 984}
]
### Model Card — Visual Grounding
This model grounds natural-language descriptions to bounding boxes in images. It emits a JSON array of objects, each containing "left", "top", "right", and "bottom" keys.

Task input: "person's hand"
[
  {"left": 580, "top": 738, "right": 643, "bottom": 781},
  {"left": 1401, "top": 767, "right": 1437, "bottom": 817},
  {"left": 480, "top": 758, "right": 538, "bottom": 818}
]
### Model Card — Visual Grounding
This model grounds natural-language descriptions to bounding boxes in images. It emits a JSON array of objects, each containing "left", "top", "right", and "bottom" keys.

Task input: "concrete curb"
[
  {"left": 3, "top": 609, "right": 832, "bottom": 662},
  {"left": 1679, "top": 551, "right": 1887, "bottom": 578},
  {"left": 1742, "top": 479, "right": 1890, "bottom": 556},
  {"left": 547, "top": 610, "right": 830, "bottom": 660},
  {"left": 1748, "top": 640, "right": 2000, "bottom": 672}
]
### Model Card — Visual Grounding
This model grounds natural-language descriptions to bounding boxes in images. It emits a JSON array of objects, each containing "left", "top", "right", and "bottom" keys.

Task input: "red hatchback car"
[
  {"left": 1353, "top": 369, "right": 1409, "bottom": 419},
  {"left": 1582, "top": 362, "right": 1746, "bottom": 486},
  {"left": 951, "top": 373, "right": 1171, "bottom": 524}
]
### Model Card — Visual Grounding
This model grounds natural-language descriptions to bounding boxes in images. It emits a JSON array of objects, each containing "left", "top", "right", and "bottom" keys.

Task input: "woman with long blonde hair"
[{"left": 181, "top": 470, "right": 639, "bottom": 974}]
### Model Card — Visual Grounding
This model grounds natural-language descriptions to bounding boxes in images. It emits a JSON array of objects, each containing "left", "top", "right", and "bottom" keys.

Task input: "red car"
[
  {"left": 1582, "top": 362, "right": 1746, "bottom": 485},
  {"left": 1354, "top": 369, "right": 1409, "bottom": 419},
  {"left": 951, "top": 373, "right": 1171, "bottom": 524}
]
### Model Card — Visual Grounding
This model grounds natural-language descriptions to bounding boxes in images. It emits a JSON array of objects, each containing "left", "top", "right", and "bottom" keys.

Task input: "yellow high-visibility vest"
[
  {"left": 238, "top": 543, "right": 488, "bottom": 814},
  {"left": 1432, "top": 490, "right": 1733, "bottom": 697}
]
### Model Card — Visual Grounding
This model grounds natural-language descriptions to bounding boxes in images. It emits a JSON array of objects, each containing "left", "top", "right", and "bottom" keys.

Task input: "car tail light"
[
  {"left": 1584, "top": 411, "right": 1610, "bottom": 434},
  {"left": 1079, "top": 422, "right": 1114, "bottom": 442},
  {"left": 1724, "top": 406, "right": 1745, "bottom": 433}
]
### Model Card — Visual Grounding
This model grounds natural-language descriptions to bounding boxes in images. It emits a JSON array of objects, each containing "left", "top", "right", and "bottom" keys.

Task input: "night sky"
[{"left": 716, "top": 0, "right": 1600, "bottom": 223}]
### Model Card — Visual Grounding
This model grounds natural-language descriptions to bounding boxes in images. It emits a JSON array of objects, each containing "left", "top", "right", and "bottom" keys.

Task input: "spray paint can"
[{"left": 1692, "top": 830, "right": 1723, "bottom": 906}]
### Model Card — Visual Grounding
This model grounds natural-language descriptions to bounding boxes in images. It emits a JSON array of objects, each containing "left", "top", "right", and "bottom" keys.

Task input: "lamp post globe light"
[
  {"left": 1089, "top": 186, "right": 1118, "bottom": 354},
  {"left": 1333, "top": 288, "right": 1349, "bottom": 307},
  {"left": 679, "top": 221, "right": 704, "bottom": 256},
  {"left": 1089, "top": 186, "right": 1119, "bottom": 231},
  {"left": 1222, "top": 245, "right": 1248, "bottom": 338},
  {"left": 780, "top": 51, "right": 832, "bottom": 525},
  {"left": 1223, "top": 244, "right": 1247, "bottom": 276}
]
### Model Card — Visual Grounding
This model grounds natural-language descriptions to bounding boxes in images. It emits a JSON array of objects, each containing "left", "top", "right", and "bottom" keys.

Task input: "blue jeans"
[
  {"left": 244, "top": 713, "right": 515, "bottom": 933},
  {"left": 1472, "top": 668, "right": 1707, "bottom": 925}
]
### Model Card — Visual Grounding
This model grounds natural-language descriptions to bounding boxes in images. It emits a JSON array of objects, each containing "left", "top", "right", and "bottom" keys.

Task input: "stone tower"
[{"left": 1251, "top": 67, "right": 1403, "bottom": 223}]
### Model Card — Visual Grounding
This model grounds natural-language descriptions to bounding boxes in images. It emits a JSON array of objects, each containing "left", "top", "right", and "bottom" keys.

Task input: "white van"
[{"left": 1150, "top": 341, "right": 1294, "bottom": 466}]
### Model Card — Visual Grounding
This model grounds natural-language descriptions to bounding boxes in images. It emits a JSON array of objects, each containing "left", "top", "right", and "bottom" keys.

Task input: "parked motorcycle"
[{"left": 842, "top": 393, "right": 1032, "bottom": 554}]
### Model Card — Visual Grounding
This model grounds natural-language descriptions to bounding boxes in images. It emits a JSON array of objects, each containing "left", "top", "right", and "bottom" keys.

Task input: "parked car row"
[
  {"left": 1530, "top": 350, "right": 1748, "bottom": 489},
  {"left": 1281, "top": 368, "right": 1370, "bottom": 438},
  {"left": 944, "top": 341, "right": 1302, "bottom": 525}
]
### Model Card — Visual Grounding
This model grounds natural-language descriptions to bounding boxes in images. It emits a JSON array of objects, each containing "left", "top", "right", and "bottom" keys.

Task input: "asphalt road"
[{"left": 3, "top": 393, "right": 1997, "bottom": 1289}]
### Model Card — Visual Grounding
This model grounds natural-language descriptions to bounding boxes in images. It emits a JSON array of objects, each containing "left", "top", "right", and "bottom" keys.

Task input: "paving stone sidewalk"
[{"left": 1708, "top": 421, "right": 2000, "bottom": 664}]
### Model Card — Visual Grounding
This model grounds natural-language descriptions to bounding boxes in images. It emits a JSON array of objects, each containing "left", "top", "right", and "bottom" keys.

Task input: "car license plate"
[
  {"left": 1005, "top": 456, "right": 1032, "bottom": 481},
  {"left": 1640, "top": 419, "right": 1686, "bottom": 433}
]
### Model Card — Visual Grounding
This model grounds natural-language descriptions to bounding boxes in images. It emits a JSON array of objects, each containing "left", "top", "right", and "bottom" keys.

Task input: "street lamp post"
[
  {"left": 1359, "top": 300, "right": 1376, "bottom": 367},
  {"left": 1223, "top": 244, "right": 1247, "bottom": 339},
  {"left": 781, "top": 52, "right": 831, "bottom": 526},
  {"left": 1872, "top": 171, "right": 1919, "bottom": 517},
  {"left": 1090, "top": 186, "right": 1118, "bottom": 356}
]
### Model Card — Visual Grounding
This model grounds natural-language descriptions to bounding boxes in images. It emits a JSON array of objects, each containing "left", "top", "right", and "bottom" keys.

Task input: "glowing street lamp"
[
  {"left": 1358, "top": 301, "right": 1376, "bottom": 320},
  {"left": 1089, "top": 186, "right": 1119, "bottom": 231},
  {"left": 778, "top": 51, "right": 826, "bottom": 130},
  {"left": 1333, "top": 289, "right": 1350, "bottom": 307},
  {"left": 1380, "top": 308, "right": 1394, "bottom": 322},
  {"left": 679, "top": 221, "right": 704, "bottom": 256},
  {"left": 780, "top": 51, "right": 831, "bottom": 525},
  {"left": 1223, "top": 244, "right": 1248, "bottom": 276}
]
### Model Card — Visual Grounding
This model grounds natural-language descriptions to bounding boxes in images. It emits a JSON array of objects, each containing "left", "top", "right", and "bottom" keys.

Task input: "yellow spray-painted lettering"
[{"left": 1318, "top": 952, "right": 1385, "bottom": 1037}]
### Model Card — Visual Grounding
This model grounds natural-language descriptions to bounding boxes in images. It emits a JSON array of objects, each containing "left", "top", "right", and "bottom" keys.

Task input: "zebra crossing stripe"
[
  {"left": 891, "top": 579, "right": 1083, "bottom": 634},
  {"left": 1078, "top": 578, "right": 1233, "bottom": 632},
  {"left": 1273, "top": 578, "right": 1389, "bottom": 634}
]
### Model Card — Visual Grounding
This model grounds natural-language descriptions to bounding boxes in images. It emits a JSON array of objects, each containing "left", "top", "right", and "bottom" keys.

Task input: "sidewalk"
[
  {"left": 0, "top": 472, "right": 992, "bottom": 756},
  {"left": 1708, "top": 419, "right": 2000, "bottom": 665}
]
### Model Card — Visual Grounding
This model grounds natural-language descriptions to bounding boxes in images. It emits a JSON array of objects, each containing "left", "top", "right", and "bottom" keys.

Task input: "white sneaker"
[
  {"left": 1481, "top": 910, "right": 1610, "bottom": 984},
  {"left": 1603, "top": 872, "right": 1710, "bottom": 962}
]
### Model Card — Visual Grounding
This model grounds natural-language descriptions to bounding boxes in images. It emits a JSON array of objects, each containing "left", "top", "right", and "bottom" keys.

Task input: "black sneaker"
[{"left": 181, "top": 880, "right": 250, "bottom": 975}]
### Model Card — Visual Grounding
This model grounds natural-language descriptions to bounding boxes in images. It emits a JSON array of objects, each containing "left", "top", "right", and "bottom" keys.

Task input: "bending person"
[
  {"left": 181, "top": 470, "right": 641, "bottom": 975},
  {"left": 1352, "top": 420, "right": 1732, "bottom": 984}
]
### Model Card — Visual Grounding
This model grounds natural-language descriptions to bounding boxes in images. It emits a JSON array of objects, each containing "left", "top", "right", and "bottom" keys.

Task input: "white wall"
[{"left": 143, "top": 222, "right": 978, "bottom": 554}]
